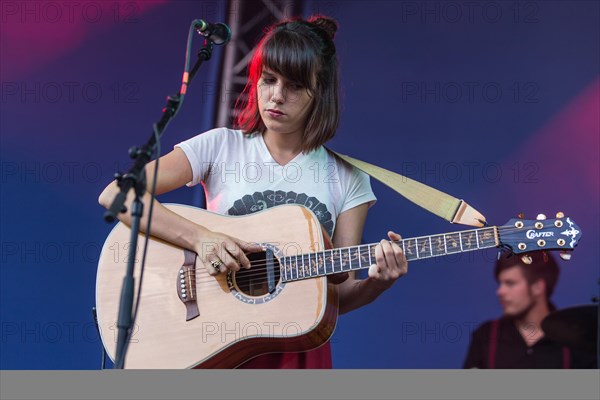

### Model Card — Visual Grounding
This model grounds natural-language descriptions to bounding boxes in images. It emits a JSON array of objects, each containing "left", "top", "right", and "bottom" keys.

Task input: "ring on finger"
[{"left": 211, "top": 259, "right": 224, "bottom": 272}]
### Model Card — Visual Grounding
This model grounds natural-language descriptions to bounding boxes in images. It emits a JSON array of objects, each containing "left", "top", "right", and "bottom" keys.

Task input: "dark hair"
[
  {"left": 494, "top": 252, "right": 560, "bottom": 299},
  {"left": 234, "top": 15, "right": 339, "bottom": 152}
]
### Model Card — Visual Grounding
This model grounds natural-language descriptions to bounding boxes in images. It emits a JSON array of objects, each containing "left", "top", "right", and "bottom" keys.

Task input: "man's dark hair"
[{"left": 494, "top": 252, "right": 560, "bottom": 299}]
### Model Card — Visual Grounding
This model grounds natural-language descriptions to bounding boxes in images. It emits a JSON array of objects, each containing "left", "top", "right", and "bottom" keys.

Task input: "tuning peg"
[
  {"left": 556, "top": 212, "right": 565, "bottom": 218},
  {"left": 521, "top": 255, "right": 533, "bottom": 264},
  {"left": 517, "top": 212, "right": 524, "bottom": 219},
  {"left": 536, "top": 213, "right": 547, "bottom": 220},
  {"left": 559, "top": 252, "right": 572, "bottom": 261}
]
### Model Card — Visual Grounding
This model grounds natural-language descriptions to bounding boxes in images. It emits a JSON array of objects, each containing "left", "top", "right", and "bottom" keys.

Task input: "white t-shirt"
[{"left": 176, "top": 128, "right": 376, "bottom": 237}]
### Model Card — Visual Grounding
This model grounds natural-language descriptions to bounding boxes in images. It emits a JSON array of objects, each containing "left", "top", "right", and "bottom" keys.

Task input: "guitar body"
[
  {"left": 97, "top": 201, "right": 582, "bottom": 368},
  {"left": 96, "top": 204, "right": 339, "bottom": 369}
]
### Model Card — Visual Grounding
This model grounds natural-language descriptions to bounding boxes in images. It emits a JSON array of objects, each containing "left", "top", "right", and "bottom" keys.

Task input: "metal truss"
[{"left": 215, "top": 0, "right": 304, "bottom": 128}]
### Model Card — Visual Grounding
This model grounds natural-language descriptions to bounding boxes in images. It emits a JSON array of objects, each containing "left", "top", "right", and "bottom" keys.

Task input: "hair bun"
[{"left": 308, "top": 15, "right": 338, "bottom": 40}]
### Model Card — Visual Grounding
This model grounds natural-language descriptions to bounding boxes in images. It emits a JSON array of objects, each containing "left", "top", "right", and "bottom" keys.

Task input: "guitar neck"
[{"left": 280, "top": 226, "right": 499, "bottom": 282}]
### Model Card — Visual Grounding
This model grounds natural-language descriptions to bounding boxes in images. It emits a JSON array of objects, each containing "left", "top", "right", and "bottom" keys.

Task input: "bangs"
[
  {"left": 236, "top": 17, "right": 339, "bottom": 151},
  {"left": 258, "top": 32, "right": 318, "bottom": 90}
]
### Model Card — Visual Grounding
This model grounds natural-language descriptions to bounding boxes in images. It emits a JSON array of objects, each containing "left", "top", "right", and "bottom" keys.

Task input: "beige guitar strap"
[{"left": 330, "top": 150, "right": 487, "bottom": 227}]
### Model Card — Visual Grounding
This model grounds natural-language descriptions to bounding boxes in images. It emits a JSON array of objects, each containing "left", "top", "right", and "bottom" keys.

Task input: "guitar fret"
[
  {"left": 304, "top": 253, "right": 309, "bottom": 277},
  {"left": 318, "top": 252, "right": 323, "bottom": 275},
  {"left": 282, "top": 257, "right": 288, "bottom": 281},
  {"left": 449, "top": 233, "right": 460, "bottom": 254},
  {"left": 316, "top": 252, "right": 320, "bottom": 276},
  {"left": 479, "top": 228, "right": 496, "bottom": 248},
  {"left": 330, "top": 250, "right": 335, "bottom": 274},
  {"left": 459, "top": 232, "right": 463, "bottom": 251},
  {"left": 347, "top": 248, "right": 352, "bottom": 271},
  {"left": 415, "top": 239, "right": 420, "bottom": 258},
  {"left": 358, "top": 245, "right": 362, "bottom": 269},
  {"left": 475, "top": 230, "right": 480, "bottom": 248},
  {"left": 318, "top": 252, "right": 323, "bottom": 276},
  {"left": 339, "top": 248, "right": 342, "bottom": 272},
  {"left": 331, "top": 250, "right": 336, "bottom": 274},
  {"left": 404, "top": 239, "right": 415, "bottom": 260},
  {"left": 429, "top": 237, "right": 433, "bottom": 257},
  {"left": 418, "top": 237, "right": 429, "bottom": 259}
]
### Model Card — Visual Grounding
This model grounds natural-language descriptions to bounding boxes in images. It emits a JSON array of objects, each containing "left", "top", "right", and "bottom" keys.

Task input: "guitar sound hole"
[{"left": 234, "top": 251, "right": 281, "bottom": 297}]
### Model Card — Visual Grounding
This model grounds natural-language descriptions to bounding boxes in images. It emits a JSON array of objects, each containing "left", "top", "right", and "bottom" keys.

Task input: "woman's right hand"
[
  {"left": 193, "top": 227, "right": 263, "bottom": 276},
  {"left": 100, "top": 148, "right": 264, "bottom": 277}
]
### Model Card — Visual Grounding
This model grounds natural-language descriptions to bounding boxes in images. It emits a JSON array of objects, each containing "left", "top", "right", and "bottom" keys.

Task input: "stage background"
[{"left": 1, "top": 0, "right": 598, "bottom": 369}]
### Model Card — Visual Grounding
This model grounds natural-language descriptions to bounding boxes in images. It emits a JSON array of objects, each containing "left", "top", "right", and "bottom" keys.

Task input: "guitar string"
[
  {"left": 185, "top": 224, "right": 571, "bottom": 281},
  {"left": 195, "top": 224, "right": 547, "bottom": 269},
  {"left": 184, "top": 229, "right": 566, "bottom": 295},
  {"left": 190, "top": 245, "right": 483, "bottom": 286},
  {"left": 149, "top": 224, "right": 576, "bottom": 290},
  {"left": 175, "top": 234, "right": 574, "bottom": 287},
  {"left": 196, "top": 223, "right": 568, "bottom": 271},
  {"left": 191, "top": 255, "right": 568, "bottom": 289}
]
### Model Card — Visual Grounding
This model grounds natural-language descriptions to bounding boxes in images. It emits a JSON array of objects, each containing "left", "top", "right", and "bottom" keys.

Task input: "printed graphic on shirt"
[{"left": 227, "top": 190, "right": 334, "bottom": 237}]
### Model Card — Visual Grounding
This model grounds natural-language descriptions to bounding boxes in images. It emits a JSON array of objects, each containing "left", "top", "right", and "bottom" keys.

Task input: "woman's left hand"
[{"left": 368, "top": 231, "right": 408, "bottom": 289}]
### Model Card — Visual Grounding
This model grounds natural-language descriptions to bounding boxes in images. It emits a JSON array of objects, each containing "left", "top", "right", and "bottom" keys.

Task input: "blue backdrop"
[{"left": 1, "top": 0, "right": 598, "bottom": 369}]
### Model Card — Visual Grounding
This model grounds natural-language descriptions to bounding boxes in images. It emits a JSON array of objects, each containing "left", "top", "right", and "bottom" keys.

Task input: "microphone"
[{"left": 194, "top": 19, "right": 231, "bottom": 45}]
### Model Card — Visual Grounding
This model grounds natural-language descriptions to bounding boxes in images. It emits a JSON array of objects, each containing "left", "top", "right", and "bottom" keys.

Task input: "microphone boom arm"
[{"left": 104, "top": 20, "right": 229, "bottom": 369}]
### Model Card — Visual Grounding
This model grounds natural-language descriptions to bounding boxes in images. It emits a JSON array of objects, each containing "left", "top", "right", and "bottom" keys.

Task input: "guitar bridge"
[{"left": 177, "top": 249, "right": 200, "bottom": 321}]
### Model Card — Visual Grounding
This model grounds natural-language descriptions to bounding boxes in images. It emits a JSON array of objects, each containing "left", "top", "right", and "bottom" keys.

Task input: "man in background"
[{"left": 463, "top": 252, "right": 596, "bottom": 368}]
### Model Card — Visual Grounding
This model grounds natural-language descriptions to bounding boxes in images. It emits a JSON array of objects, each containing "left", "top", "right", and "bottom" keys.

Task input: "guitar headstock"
[{"left": 498, "top": 212, "right": 582, "bottom": 258}]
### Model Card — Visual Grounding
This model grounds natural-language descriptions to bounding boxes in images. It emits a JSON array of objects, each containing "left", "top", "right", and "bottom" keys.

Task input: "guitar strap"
[{"left": 329, "top": 149, "right": 487, "bottom": 228}]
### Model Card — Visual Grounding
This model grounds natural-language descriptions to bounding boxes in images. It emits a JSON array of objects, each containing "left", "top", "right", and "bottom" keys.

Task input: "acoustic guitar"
[{"left": 95, "top": 204, "right": 581, "bottom": 368}]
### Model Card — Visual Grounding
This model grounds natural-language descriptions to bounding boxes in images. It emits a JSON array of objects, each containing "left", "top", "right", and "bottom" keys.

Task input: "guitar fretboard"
[{"left": 280, "top": 226, "right": 498, "bottom": 282}]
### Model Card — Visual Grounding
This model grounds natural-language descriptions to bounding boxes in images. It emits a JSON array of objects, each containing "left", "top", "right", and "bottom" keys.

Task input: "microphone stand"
[{"left": 104, "top": 39, "right": 215, "bottom": 370}]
